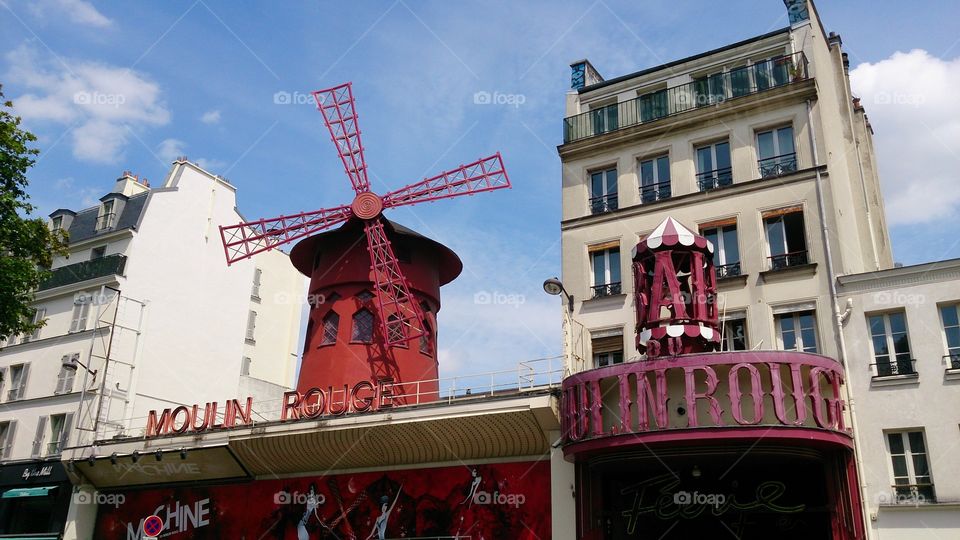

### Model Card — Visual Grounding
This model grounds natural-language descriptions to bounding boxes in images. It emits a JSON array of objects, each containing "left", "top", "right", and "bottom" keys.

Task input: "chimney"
[
  {"left": 112, "top": 170, "right": 151, "bottom": 197},
  {"left": 570, "top": 59, "right": 603, "bottom": 90},
  {"left": 829, "top": 32, "right": 843, "bottom": 48}
]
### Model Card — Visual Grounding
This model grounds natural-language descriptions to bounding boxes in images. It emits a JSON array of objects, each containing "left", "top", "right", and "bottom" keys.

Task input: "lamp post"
[
  {"left": 542, "top": 277, "right": 574, "bottom": 314},
  {"left": 543, "top": 277, "right": 583, "bottom": 374}
]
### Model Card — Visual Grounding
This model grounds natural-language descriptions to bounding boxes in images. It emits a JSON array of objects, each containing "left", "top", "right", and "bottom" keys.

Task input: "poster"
[{"left": 94, "top": 460, "right": 550, "bottom": 539}]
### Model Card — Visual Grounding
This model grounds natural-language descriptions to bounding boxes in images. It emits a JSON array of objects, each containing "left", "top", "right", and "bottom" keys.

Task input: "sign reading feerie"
[
  {"left": 562, "top": 352, "right": 849, "bottom": 444},
  {"left": 146, "top": 397, "right": 253, "bottom": 437}
]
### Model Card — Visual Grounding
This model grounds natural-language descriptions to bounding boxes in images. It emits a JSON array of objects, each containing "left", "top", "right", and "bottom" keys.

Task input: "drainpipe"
[{"left": 806, "top": 99, "right": 872, "bottom": 539}]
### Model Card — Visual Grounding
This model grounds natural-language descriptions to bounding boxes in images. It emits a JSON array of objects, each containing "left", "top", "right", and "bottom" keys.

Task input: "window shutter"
[
  {"left": 699, "top": 217, "right": 738, "bottom": 230},
  {"left": 588, "top": 240, "right": 621, "bottom": 252},
  {"left": 58, "top": 414, "right": 74, "bottom": 452},
  {"left": 0, "top": 367, "right": 6, "bottom": 397},
  {"left": 31, "top": 416, "right": 46, "bottom": 458},
  {"left": 761, "top": 205, "right": 803, "bottom": 219},
  {"left": 16, "top": 364, "right": 30, "bottom": 399},
  {"left": 592, "top": 335, "right": 624, "bottom": 354},
  {"left": 3, "top": 421, "right": 16, "bottom": 459},
  {"left": 64, "top": 358, "right": 77, "bottom": 393},
  {"left": 78, "top": 302, "right": 90, "bottom": 332}
]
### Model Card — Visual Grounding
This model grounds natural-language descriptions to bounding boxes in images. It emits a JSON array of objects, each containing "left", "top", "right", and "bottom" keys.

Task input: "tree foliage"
[{"left": 0, "top": 84, "right": 68, "bottom": 341}]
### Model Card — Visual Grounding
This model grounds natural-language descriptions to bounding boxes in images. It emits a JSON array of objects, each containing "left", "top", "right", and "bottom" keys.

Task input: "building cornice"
[{"left": 837, "top": 258, "right": 960, "bottom": 294}]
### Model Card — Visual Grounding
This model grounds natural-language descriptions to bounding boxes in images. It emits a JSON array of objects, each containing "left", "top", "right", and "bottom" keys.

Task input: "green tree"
[{"left": 0, "top": 84, "right": 67, "bottom": 341}]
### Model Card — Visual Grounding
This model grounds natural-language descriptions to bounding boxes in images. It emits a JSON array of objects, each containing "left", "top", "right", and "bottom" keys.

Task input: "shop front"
[{"left": 0, "top": 460, "right": 73, "bottom": 539}]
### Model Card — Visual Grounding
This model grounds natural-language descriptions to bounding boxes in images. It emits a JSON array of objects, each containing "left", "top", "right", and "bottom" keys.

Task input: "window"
[
  {"left": 7, "top": 364, "right": 29, "bottom": 401},
  {"left": 55, "top": 362, "right": 76, "bottom": 394},
  {"left": 590, "top": 244, "right": 621, "bottom": 298},
  {"left": 728, "top": 64, "right": 751, "bottom": 97},
  {"left": 940, "top": 304, "right": 960, "bottom": 369},
  {"left": 241, "top": 356, "right": 251, "bottom": 376},
  {"left": 51, "top": 216, "right": 63, "bottom": 232},
  {"left": 386, "top": 314, "right": 405, "bottom": 344},
  {"left": 24, "top": 308, "right": 46, "bottom": 342},
  {"left": 90, "top": 246, "right": 106, "bottom": 260},
  {"left": 701, "top": 222, "right": 740, "bottom": 278},
  {"left": 869, "top": 312, "right": 915, "bottom": 377},
  {"left": 694, "top": 71, "right": 726, "bottom": 106},
  {"left": 589, "top": 168, "right": 618, "bottom": 215},
  {"left": 356, "top": 290, "right": 374, "bottom": 302},
  {"left": 46, "top": 414, "right": 72, "bottom": 456},
  {"left": 639, "top": 156, "right": 671, "bottom": 203},
  {"left": 321, "top": 311, "right": 340, "bottom": 345},
  {"left": 251, "top": 268, "right": 262, "bottom": 299},
  {"left": 764, "top": 208, "right": 808, "bottom": 269},
  {"left": 96, "top": 200, "right": 115, "bottom": 231},
  {"left": 776, "top": 310, "right": 818, "bottom": 353},
  {"left": 0, "top": 421, "right": 15, "bottom": 459},
  {"left": 69, "top": 297, "right": 91, "bottom": 333},
  {"left": 589, "top": 102, "right": 618, "bottom": 136},
  {"left": 753, "top": 55, "right": 792, "bottom": 91},
  {"left": 419, "top": 319, "right": 433, "bottom": 356},
  {"left": 757, "top": 126, "right": 797, "bottom": 177},
  {"left": 720, "top": 313, "right": 748, "bottom": 351},
  {"left": 351, "top": 309, "right": 374, "bottom": 343},
  {"left": 887, "top": 430, "right": 935, "bottom": 503},
  {"left": 245, "top": 311, "right": 257, "bottom": 343},
  {"left": 638, "top": 88, "right": 668, "bottom": 122},
  {"left": 696, "top": 141, "right": 732, "bottom": 191},
  {"left": 592, "top": 332, "right": 623, "bottom": 368}
]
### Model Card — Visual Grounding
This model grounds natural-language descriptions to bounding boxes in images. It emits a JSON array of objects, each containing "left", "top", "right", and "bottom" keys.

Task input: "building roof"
[
  {"left": 65, "top": 192, "right": 149, "bottom": 243},
  {"left": 579, "top": 27, "right": 790, "bottom": 94}
]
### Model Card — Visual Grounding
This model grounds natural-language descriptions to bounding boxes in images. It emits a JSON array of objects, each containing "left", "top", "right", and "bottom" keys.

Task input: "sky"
[{"left": 3, "top": 0, "right": 959, "bottom": 383}]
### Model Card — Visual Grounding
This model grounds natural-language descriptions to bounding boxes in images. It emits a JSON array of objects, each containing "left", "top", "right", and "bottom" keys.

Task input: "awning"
[{"left": 1, "top": 486, "right": 57, "bottom": 498}]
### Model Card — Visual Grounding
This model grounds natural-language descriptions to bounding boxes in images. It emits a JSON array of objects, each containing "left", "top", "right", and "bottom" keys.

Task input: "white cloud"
[
  {"left": 850, "top": 50, "right": 960, "bottom": 225},
  {"left": 194, "top": 157, "right": 227, "bottom": 171},
  {"left": 28, "top": 0, "right": 113, "bottom": 28},
  {"left": 200, "top": 109, "right": 221, "bottom": 124},
  {"left": 5, "top": 44, "right": 169, "bottom": 163},
  {"left": 156, "top": 137, "right": 227, "bottom": 172}
]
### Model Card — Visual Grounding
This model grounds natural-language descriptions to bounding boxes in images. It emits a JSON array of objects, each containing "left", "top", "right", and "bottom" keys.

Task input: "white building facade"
[{"left": 0, "top": 159, "right": 304, "bottom": 539}]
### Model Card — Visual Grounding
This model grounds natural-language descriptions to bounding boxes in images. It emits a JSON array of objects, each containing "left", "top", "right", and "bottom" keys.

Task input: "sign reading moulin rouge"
[
  {"left": 146, "top": 398, "right": 253, "bottom": 437},
  {"left": 562, "top": 352, "right": 849, "bottom": 445}
]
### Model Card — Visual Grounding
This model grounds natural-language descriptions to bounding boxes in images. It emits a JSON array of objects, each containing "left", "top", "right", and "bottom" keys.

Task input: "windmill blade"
[
  {"left": 382, "top": 153, "right": 510, "bottom": 209},
  {"left": 312, "top": 82, "right": 370, "bottom": 194},
  {"left": 363, "top": 218, "right": 426, "bottom": 346},
  {"left": 219, "top": 205, "right": 353, "bottom": 265}
]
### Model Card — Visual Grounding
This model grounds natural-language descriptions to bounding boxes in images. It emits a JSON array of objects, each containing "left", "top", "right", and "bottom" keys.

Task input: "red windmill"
[{"left": 219, "top": 82, "right": 510, "bottom": 348}]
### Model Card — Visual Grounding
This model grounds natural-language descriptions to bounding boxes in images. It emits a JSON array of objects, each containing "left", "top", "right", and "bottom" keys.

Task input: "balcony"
[
  {"left": 946, "top": 353, "right": 960, "bottom": 370},
  {"left": 39, "top": 254, "right": 127, "bottom": 291},
  {"left": 759, "top": 152, "right": 798, "bottom": 178},
  {"left": 592, "top": 282, "right": 622, "bottom": 298},
  {"left": 562, "top": 52, "right": 809, "bottom": 143},
  {"left": 872, "top": 358, "right": 917, "bottom": 378},
  {"left": 589, "top": 193, "right": 618, "bottom": 215},
  {"left": 889, "top": 483, "right": 936, "bottom": 505},
  {"left": 768, "top": 250, "right": 808, "bottom": 271},
  {"left": 640, "top": 181, "right": 671, "bottom": 204},
  {"left": 697, "top": 167, "right": 734, "bottom": 191},
  {"left": 715, "top": 262, "right": 742, "bottom": 279}
]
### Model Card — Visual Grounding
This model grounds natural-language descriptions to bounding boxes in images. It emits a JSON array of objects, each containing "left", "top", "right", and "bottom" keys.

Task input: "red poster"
[{"left": 94, "top": 460, "right": 550, "bottom": 539}]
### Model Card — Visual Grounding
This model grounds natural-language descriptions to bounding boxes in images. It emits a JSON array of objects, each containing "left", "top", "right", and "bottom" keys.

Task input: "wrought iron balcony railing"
[
  {"left": 945, "top": 353, "right": 960, "bottom": 370},
  {"left": 872, "top": 358, "right": 917, "bottom": 378},
  {"left": 640, "top": 181, "right": 671, "bottom": 203},
  {"left": 697, "top": 167, "right": 734, "bottom": 191},
  {"left": 715, "top": 262, "right": 742, "bottom": 279},
  {"left": 39, "top": 254, "right": 127, "bottom": 291},
  {"left": 889, "top": 483, "right": 936, "bottom": 504},
  {"left": 589, "top": 193, "right": 618, "bottom": 214},
  {"left": 759, "top": 152, "right": 799, "bottom": 178},
  {"left": 768, "top": 250, "right": 808, "bottom": 271},
  {"left": 563, "top": 52, "right": 809, "bottom": 143},
  {"left": 592, "top": 282, "right": 623, "bottom": 298}
]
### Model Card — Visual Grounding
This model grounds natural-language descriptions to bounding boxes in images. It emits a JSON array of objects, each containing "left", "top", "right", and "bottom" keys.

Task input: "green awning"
[{"left": 1, "top": 486, "right": 57, "bottom": 498}]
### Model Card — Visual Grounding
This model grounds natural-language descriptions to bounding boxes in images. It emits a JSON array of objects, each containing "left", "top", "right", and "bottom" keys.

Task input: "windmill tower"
[{"left": 219, "top": 82, "right": 510, "bottom": 402}]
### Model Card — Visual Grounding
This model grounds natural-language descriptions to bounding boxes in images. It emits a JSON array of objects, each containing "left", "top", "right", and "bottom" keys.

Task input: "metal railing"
[
  {"left": 888, "top": 483, "right": 936, "bottom": 504},
  {"left": 589, "top": 193, "right": 618, "bottom": 214},
  {"left": 697, "top": 167, "right": 734, "bottom": 191},
  {"left": 592, "top": 282, "right": 622, "bottom": 298},
  {"left": 768, "top": 250, "right": 809, "bottom": 271},
  {"left": 95, "top": 212, "right": 116, "bottom": 231},
  {"left": 563, "top": 52, "right": 809, "bottom": 143},
  {"left": 872, "top": 358, "right": 917, "bottom": 378},
  {"left": 640, "top": 181, "right": 671, "bottom": 203},
  {"left": 715, "top": 262, "right": 742, "bottom": 279},
  {"left": 94, "top": 356, "right": 566, "bottom": 441},
  {"left": 39, "top": 254, "right": 127, "bottom": 291},
  {"left": 759, "top": 152, "right": 798, "bottom": 178},
  {"left": 945, "top": 353, "right": 960, "bottom": 370}
]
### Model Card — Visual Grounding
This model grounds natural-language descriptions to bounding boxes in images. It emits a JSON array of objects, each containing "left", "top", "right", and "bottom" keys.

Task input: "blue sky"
[{"left": 3, "top": 0, "right": 959, "bottom": 380}]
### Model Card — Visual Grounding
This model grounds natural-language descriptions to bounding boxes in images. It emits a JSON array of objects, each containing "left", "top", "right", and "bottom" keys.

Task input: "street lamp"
[{"left": 542, "top": 277, "right": 574, "bottom": 314}]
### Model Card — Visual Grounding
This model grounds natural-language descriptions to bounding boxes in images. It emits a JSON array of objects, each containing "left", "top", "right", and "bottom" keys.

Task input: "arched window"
[
  {"left": 387, "top": 314, "right": 404, "bottom": 344},
  {"left": 321, "top": 311, "right": 340, "bottom": 345},
  {"left": 351, "top": 309, "right": 374, "bottom": 343},
  {"left": 356, "top": 290, "right": 374, "bottom": 302},
  {"left": 419, "top": 319, "right": 433, "bottom": 356}
]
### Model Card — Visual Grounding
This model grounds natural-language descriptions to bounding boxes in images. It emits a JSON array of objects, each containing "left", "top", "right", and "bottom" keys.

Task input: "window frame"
[
  {"left": 763, "top": 209, "right": 809, "bottom": 269},
  {"left": 885, "top": 430, "right": 936, "bottom": 504},
  {"left": 588, "top": 167, "right": 618, "bottom": 214},
  {"left": 589, "top": 246, "right": 622, "bottom": 298},
  {"left": 720, "top": 312, "right": 749, "bottom": 351},
  {"left": 695, "top": 140, "right": 733, "bottom": 191},
  {"left": 320, "top": 310, "right": 340, "bottom": 346},
  {"left": 939, "top": 303, "right": 960, "bottom": 369},
  {"left": 351, "top": 308, "right": 375, "bottom": 344},
  {"left": 756, "top": 125, "right": 797, "bottom": 178},
  {"left": 638, "top": 154, "right": 671, "bottom": 203},
  {"left": 775, "top": 310, "right": 819, "bottom": 354},
  {"left": 245, "top": 310, "right": 257, "bottom": 343},
  {"left": 7, "top": 363, "right": 28, "bottom": 401},
  {"left": 251, "top": 268, "right": 262, "bottom": 300},
  {"left": 701, "top": 223, "right": 741, "bottom": 278},
  {"left": 867, "top": 311, "right": 915, "bottom": 377}
]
